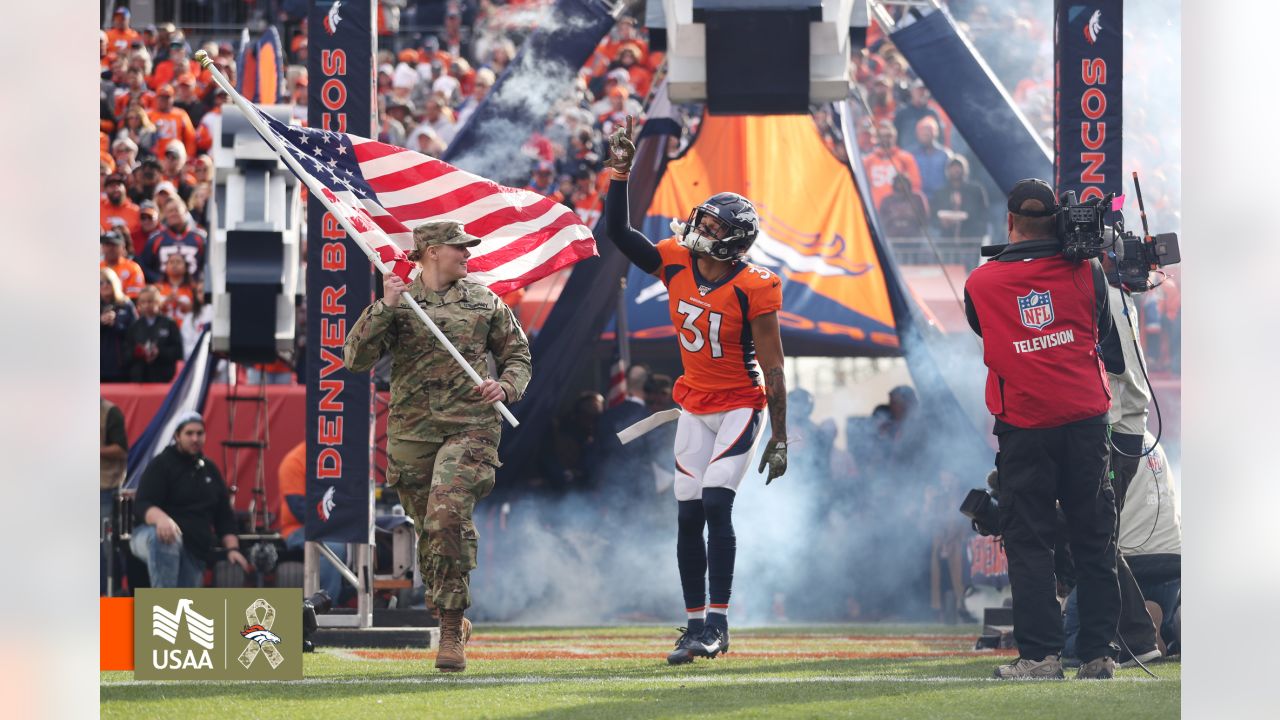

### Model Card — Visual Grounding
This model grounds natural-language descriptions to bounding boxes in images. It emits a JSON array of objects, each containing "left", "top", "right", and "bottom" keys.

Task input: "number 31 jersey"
[{"left": 656, "top": 237, "right": 783, "bottom": 414}]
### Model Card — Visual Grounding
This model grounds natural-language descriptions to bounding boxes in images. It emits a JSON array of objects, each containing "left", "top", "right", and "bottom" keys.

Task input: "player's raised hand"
[
  {"left": 605, "top": 115, "right": 636, "bottom": 176},
  {"left": 758, "top": 438, "right": 788, "bottom": 484}
]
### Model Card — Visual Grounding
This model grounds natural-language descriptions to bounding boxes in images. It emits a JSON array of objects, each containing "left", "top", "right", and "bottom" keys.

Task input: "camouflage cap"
[{"left": 413, "top": 220, "right": 481, "bottom": 251}]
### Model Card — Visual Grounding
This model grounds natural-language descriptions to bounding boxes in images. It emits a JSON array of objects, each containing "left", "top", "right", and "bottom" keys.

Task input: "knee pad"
[
  {"left": 702, "top": 487, "right": 736, "bottom": 539},
  {"left": 677, "top": 499, "right": 706, "bottom": 537}
]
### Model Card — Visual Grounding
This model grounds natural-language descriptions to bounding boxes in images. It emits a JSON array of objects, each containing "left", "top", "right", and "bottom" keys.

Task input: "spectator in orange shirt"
[
  {"left": 570, "top": 165, "right": 601, "bottom": 227},
  {"left": 149, "top": 85, "right": 197, "bottom": 158},
  {"left": 105, "top": 8, "right": 140, "bottom": 59},
  {"left": 276, "top": 442, "right": 348, "bottom": 602},
  {"left": 101, "top": 173, "right": 142, "bottom": 238},
  {"left": 866, "top": 78, "right": 896, "bottom": 125},
  {"left": 114, "top": 68, "right": 156, "bottom": 122},
  {"left": 611, "top": 43, "right": 652, "bottom": 100},
  {"left": 100, "top": 230, "right": 146, "bottom": 299},
  {"left": 862, "top": 121, "right": 922, "bottom": 210},
  {"left": 156, "top": 254, "right": 198, "bottom": 326},
  {"left": 150, "top": 37, "right": 200, "bottom": 91}
]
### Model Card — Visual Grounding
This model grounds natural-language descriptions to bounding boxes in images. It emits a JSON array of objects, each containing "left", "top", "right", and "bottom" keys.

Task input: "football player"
[{"left": 603, "top": 116, "right": 788, "bottom": 664}]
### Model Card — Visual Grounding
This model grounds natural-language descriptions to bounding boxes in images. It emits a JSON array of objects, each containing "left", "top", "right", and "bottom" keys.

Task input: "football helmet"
[{"left": 676, "top": 192, "right": 760, "bottom": 262}]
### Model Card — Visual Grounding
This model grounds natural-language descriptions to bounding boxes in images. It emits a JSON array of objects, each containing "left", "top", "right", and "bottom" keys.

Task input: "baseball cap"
[
  {"left": 399, "top": 48, "right": 420, "bottom": 64},
  {"left": 534, "top": 160, "right": 555, "bottom": 174},
  {"left": 140, "top": 200, "right": 159, "bottom": 217},
  {"left": 1007, "top": 178, "right": 1059, "bottom": 217},
  {"left": 114, "top": 7, "right": 129, "bottom": 18},
  {"left": 173, "top": 411, "right": 204, "bottom": 433},
  {"left": 606, "top": 68, "right": 631, "bottom": 84},
  {"left": 412, "top": 220, "right": 481, "bottom": 251},
  {"left": 104, "top": 172, "right": 127, "bottom": 186},
  {"left": 100, "top": 230, "right": 125, "bottom": 245}
]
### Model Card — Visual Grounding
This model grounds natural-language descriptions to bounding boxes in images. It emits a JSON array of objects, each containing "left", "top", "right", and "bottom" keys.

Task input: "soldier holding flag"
[{"left": 344, "top": 220, "right": 532, "bottom": 673}]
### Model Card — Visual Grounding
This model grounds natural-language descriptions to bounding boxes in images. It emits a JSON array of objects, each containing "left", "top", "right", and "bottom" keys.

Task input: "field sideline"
[{"left": 101, "top": 625, "right": 1181, "bottom": 719}]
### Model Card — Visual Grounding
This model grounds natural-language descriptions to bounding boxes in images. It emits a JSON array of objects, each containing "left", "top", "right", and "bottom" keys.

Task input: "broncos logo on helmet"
[{"left": 675, "top": 192, "right": 761, "bottom": 262}]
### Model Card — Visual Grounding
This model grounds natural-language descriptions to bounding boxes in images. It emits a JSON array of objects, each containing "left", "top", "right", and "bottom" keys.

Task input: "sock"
[
  {"left": 686, "top": 607, "right": 706, "bottom": 630},
  {"left": 707, "top": 605, "right": 728, "bottom": 630},
  {"left": 703, "top": 487, "right": 736, "bottom": 629},
  {"left": 676, "top": 499, "right": 708, "bottom": 618}
]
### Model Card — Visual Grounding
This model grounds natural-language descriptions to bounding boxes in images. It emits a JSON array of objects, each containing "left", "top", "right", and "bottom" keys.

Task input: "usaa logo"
[{"left": 151, "top": 599, "right": 215, "bottom": 670}]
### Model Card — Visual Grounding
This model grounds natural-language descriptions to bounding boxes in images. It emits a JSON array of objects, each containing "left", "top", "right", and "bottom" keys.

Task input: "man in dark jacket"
[
  {"left": 124, "top": 286, "right": 184, "bottom": 382},
  {"left": 130, "top": 413, "right": 251, "bottom": 587}
]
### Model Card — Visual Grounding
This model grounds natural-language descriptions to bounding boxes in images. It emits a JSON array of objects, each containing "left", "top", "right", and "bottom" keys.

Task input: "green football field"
[{"left": 101, "top": 625, "right": 1180, "bottom": 719}]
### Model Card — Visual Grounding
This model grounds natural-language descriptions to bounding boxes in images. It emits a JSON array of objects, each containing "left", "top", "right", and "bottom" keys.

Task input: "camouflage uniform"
[{"left": 344, "top": 221, "right": 531, "bottom": 611}]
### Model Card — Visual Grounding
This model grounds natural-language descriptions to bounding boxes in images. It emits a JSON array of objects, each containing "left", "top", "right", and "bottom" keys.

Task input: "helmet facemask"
[{"left": 678, "top": 205, "right": 754, "bottom": 262}]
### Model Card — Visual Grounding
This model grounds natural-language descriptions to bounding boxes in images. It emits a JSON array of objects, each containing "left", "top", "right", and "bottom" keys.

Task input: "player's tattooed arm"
[
  {"left": 752, "top": 310, "right": 788, "bottom": 483},
  {"left": 764, "top": 366, "right": 787, "bottom": 440},
  {"left": 750, "top": 311, "right": 787, "bottom": 442}
]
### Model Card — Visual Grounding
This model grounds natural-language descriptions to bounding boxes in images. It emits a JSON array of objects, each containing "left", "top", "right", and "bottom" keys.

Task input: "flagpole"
[
  {"left": 194, "top": 50, "right": 519, "bottom": 428},
  {"left": 617, "top": 276, "right": 630, "bottom": 370}
]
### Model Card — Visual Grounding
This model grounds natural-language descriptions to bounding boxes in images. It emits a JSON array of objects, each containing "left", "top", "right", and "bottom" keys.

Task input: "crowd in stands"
[{"left": 100, "top": 2, "right": 681, "bottom": 385}]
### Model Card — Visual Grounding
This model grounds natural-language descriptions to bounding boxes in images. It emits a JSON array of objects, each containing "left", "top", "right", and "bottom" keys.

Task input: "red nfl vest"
[{"left": 965, "top": 254, "right": 1111, "bottom": 428}]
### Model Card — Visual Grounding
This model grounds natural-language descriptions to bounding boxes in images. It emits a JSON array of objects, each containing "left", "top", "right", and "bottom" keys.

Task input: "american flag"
[{"left": 249, "top": 105, "right": 597, "bottom": 295}]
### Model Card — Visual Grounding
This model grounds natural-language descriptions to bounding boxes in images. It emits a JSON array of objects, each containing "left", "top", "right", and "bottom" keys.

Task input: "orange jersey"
[
  {"left": 148, "top": 107, "right": 197, "bottom": 157},
  {"left": 101, "top": 198, "right": 141, "bottom": 236},
  {"left": 155, "top": 281, "right": 196, "bottom": 321},
  {"left": 655, "top": 238, "right": 783, "bottom": 414},
  {"left": 105, "top": 28, "right": 140, "bottom": 57},
  {"left": 101, "top": 258, "right": 146, "bottom": 298},
  {"left": 862, "top": 148, "right": 922, "bottom": 209}
]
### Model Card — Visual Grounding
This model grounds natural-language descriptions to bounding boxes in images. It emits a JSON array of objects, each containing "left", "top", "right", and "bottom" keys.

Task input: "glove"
[
  {"left": 604, "top": 115, "right": 636, "bottom": 176},
  {"left": 758, "top": 438, "right": 787, "bottom": 484}
]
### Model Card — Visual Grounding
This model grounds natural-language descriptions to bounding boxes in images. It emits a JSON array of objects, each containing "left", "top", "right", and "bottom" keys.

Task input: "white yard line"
[{"left": 102, "top": 674, "right": 1167, "bottom": 688}]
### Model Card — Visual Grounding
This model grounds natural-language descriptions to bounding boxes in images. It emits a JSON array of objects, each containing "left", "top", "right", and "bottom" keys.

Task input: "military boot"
[{"left": 435, "top": 609, "right": 468, "bottom": 672}]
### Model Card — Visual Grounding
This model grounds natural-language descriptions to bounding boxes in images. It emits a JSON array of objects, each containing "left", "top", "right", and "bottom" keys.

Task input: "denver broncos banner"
[
  {"left": 621, "top": 113, "right": 899, "bottom": 357},
  {"left": 1055, "top": 0, "right": 1123, "bottom": 202},
  {"left": 305, "top": 0, "right": 377, "bottom": 543}
]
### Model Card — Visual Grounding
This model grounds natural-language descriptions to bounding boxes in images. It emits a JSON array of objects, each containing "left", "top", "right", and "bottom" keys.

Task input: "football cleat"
[
  {"left": 692, "top": 624, "right": 730, "bottom": 659},
  {"left": 666, "top": 627, "right": 700, "bottom": 665}
]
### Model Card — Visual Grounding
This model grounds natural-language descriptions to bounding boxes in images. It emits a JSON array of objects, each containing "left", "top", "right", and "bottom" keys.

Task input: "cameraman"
[
  {"left": 963, "top": 179, "right": 1120, "bottom": 680},
  {"left": 1097, "top": 252, "right": 1163, "bottom": 666}
]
